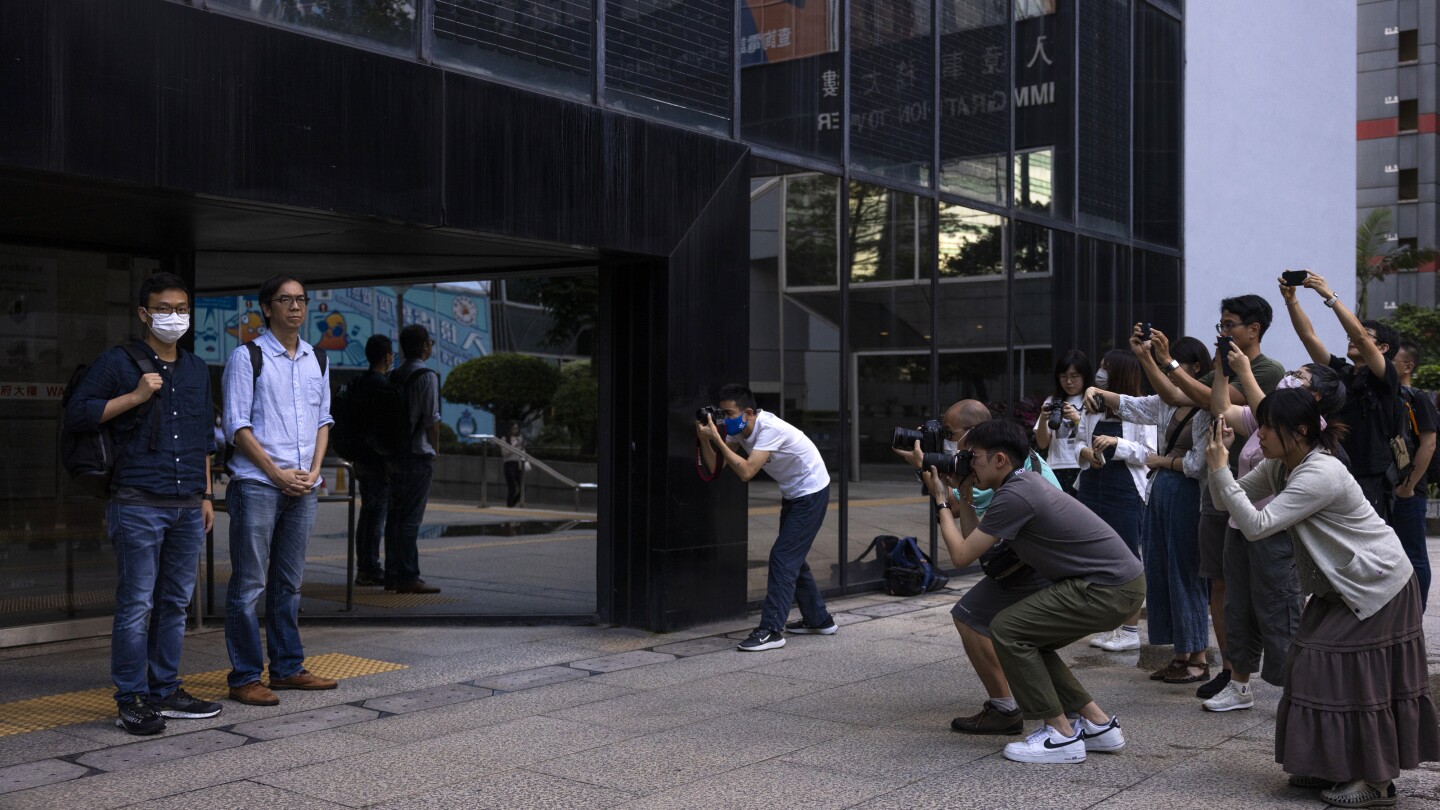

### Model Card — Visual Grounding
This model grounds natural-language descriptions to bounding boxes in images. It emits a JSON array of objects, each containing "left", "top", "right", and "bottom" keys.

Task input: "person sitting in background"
[{"left": 1206, "top": 390, "right": 1438, "bottom": 807}]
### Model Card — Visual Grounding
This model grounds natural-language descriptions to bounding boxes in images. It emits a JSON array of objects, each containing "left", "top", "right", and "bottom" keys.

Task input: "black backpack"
[
  {"left": 60, "top": 343, "right": 161, "bottom": 498},
  {"left": 330, "top": 373, "right": 382, "bottom": 463},
  {"left": 222, "top": 341, "right": 327, "bottom": 473},
  {"left": 854, "top": 535, "right": 950, "bottom": 596},
  {"left": 370, "top": 364, "right": 437, "bottom": 458}
]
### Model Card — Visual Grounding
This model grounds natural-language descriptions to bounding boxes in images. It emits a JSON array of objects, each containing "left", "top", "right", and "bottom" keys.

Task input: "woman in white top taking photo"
[{"left": 1034, "top": 349, "right": 1092, "bottom": 497}]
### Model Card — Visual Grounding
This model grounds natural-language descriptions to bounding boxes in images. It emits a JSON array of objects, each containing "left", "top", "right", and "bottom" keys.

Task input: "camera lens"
[
  {"left": 892, "top": 427, "right": 923, "bottom": 450},
  {"left": 1048, "top": 403, "right": 1064, "bottom": 431},
  {"left": 921, "top": 452, "right": 957, "bottom": 475}
]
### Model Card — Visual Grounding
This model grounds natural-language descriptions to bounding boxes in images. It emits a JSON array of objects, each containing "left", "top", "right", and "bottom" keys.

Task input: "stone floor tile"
[
  {"left": 619, "top": 758, "right": 912, "bottom": 810},
  {"left": 140, "top": 779, "right": 353, "bottom": 810},
  {"left": 361, "top": 683, "right": 493, "bottom": 715},
  {"left": 847, "top": 603, "right": 928, "bottom": 618},
  {"left": 0, "top": 729, "right": 102, "bottom": 768},
  {"left": 568, "top": 650, "right": 676, "bottom": 673},
  {"left": 649, "top": 637, "right": 736, "bottom": 657},
  {"left": 229, "top": 704, "right": 379, "bottom": 741},
  {"left": 746, "top": 638, "right": 958, "bottom": 684},
  {"left": 0, "top": 758, "right": 89, "bottom": 796},
  {"left": 471, "top": 665, "right": 589, "bottom": 692},
  {"left": 371, "top": 767, "right": 636, "bottom": 809},
  {"left": 74, "top": 729, "right": 246, "bottom": 772},
  {"left": 350, "top": 680, "right": 634, "bottom": 744}
]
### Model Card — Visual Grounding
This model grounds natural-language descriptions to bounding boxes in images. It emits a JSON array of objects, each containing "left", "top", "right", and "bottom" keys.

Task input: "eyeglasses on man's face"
[
  {"left": 1215, "top": 320, "right": 1245, "bottom": 334},
  {"left": 270, "top": 295, "right": 310, "bottom": 308},
  {"left": 144, "top": 305, "right": 191, "bottom": 316}
]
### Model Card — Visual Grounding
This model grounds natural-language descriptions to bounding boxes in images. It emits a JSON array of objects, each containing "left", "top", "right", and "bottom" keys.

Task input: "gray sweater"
[{"left": 1208, "top": 449, "right": 1413, "bottom": 620}]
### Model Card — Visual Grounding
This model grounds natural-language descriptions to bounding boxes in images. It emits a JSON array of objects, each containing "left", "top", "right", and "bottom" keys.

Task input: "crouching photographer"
[
  {"left": 923, "top": 419, "right": 1144, "bottom": 764},
  {"left": 891, "top": 400, "right": 1062, "bottom": 736},
  {"left": 696, "top": 384, "right": 837, "bottom": 652}
]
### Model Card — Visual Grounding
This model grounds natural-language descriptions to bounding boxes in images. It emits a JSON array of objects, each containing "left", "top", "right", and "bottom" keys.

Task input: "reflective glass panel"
[
  {"left": 938, "top": 202, "right": 1003, "bottom": 278},
  {"left": 606, "top": 0, "right": 732, "bottom": 131},
  {"left": 433, "top": 0, "right": 593, "bottom": 99},
  {"left": 1134, "top": 2, "right": 1181, "bottom": 246},
  {"left": 939, "top": 0, "right": 1009, "bottom": 204},
  {"left": 739, "top": 0, "right": 843, "bottom": 161},
  {"left": 850, "top": 0, "right": 935, "bottom": 186},
  {"left": 1014, "top": 0, "right": 1073, "bottom": 219},
  {"left": 209, "top": 0, "right": 416, "bottom": 52},
  {"left": 1078, "top": 0, "right": 1130, "bottom": 236},
  {"left": 849, "top": 182, "right": 933, "bottom": 284},
  {"left": 1012, "top": 223, "right": 1073, "bottom": 427},
  {"left": 785, "top": 175, "right": 841, "bottom": 288}
]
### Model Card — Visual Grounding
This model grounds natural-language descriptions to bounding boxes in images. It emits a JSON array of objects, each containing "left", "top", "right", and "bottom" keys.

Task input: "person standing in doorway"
[
  {"left": 384, "top": 324, "right": 443, "bottom": 594},
  {"left": 350, "top": 334, "right": 395, "bottom": 586},
  {"left": 502, "top": 421, "right": 526, "bottom": 508},
  {"left": 223, "top": 275, "right": 337, "bottom": 706}
]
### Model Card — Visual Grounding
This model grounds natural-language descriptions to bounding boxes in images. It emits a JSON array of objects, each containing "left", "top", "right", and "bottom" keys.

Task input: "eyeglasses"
[
  {"left": 144, "top": 305, "right": 191, "bottom": 316},
  {"left": 1347, "top": 332, "right": 1378, "bottom": 345},
  {"left": 1059, "top": 373, "right": 1084, "bottom": 381},
  {"left": 424, "top": 339, "right": 436, "bottom": 348},
  {"left": 1215, "top": 320, "right": 1243, "bottom": 334},
  {"left": 270, "top": 295, "right": 310, "bottom": 308}
]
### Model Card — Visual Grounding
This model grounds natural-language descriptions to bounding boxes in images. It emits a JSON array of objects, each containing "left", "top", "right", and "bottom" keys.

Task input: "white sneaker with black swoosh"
[{"left": 1003, "top": 724, "right": 1087, "bottom": 763}]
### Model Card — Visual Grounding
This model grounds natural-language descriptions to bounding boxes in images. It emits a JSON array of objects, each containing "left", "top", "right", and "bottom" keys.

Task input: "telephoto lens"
[
  {"left": 1047, "top": 398, "right": 1064, "bottom": 431},
  {"left": 921, "top": 449, "right": 974, "bottom": 478},
  {"left": 892, "top": 426, "right": 924, "bottom": 450}
]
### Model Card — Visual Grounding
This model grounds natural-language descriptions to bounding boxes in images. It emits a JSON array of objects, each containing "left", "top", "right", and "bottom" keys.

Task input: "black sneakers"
[
  {"left": 784, "top": 619, "right": 839, "bottom": 635},
  {"left": 1196, "top": 668, "right": 1232, "bottom": 700},
  {"left": 115, "top": 696, "right": 166, "bottom": 736},
  {"left": 737, "top": 628, "right": 786, "bottom": 651},
  {"left": 153, "top": 688, "right": 223, "bottom": 719}
]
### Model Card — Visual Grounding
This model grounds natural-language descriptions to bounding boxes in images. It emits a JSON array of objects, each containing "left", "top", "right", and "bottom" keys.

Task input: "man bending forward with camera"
[
  {"left": 925, "top": 419, "right": 1144, "bottom": 763},
  {"left": 698, "top": 384, "right": 836, "bottom": 651}
]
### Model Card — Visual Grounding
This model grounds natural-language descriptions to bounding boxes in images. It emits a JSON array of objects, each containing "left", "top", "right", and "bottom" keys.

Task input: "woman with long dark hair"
[
  {"left": 1034, "top": 350, "right": 1092, "bottom": 496},
  {"left": 1208, "top": 389, "right": 1439, "bottom": 806},
  {"left": 1075, "top": 348, "right": 1155, "bottom": 652}
]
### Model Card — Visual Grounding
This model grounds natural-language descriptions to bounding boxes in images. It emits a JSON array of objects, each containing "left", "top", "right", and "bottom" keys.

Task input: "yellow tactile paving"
[
  {"left": 0, "top": 589, "right": 115, "bottom": 615},
  {"left": 0, "top": 653, "right": 407, "bottom": 737}
]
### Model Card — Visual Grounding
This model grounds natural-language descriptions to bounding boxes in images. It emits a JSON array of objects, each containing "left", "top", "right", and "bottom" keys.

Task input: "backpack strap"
[
  {"left": 245, "top": 340, "right": 263, "bottom": 391},
  {"left": 314, "top": 346, "right": 328, "bottom": 377},
  {"left": 117, "top": 342, "right": 162, "bottom": 453}
]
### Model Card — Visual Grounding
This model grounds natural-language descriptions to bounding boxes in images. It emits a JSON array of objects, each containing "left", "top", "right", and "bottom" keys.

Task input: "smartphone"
[
  {"left": 1210, "top": 418, "right": 1220, "bottom": 440},
  {"left": 1090, "top": 392, "right": 1106, "bottom": 412},
  {"left": 1142, "top": 322, "right": 1152, "bottom": 341},
  {"left": 1281, "top": 269, "right": 1310, "bottom": 287},
  {"left": 1216, "top": 335, "right": 1233, "bottom": 377}
]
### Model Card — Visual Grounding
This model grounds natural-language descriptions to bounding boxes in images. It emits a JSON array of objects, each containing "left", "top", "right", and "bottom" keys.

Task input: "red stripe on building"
[
  {"left": 1358, "top": 118, "right": 1399, "bottom": 139},
  {"left": 1420, "top": 113, "right": 1439, "bottom": 134}
]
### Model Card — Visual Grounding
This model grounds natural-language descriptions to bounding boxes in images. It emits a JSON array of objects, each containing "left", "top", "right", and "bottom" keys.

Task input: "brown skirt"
[{"left": 1276, "top": 576, "right": 1440, "bottom": 782}]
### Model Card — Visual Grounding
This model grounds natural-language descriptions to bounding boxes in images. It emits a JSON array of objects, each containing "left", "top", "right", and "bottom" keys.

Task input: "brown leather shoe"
[
  {"left": 229, "top": 681, "right": 280, "bottom": 706},
  {"left": 267, "top": 668, "right": 338, "bottom": 690},
  {"left": 949, "top": 702, "right": 1023, "bottom": 735},
  {"left": 393, "top": 580, "right": 441, "bottom": 594}
]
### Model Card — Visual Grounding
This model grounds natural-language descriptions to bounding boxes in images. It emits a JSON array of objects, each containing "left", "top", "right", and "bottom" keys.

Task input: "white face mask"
[
  {"left": 148, "top": 312, "right": 190, "bottom": 344},
  {"left": 943, "top": 439, "right": 959, "bottom": 455},
  {"left": 1094, "top": 369, "right": 1110, "bottom": 390}
]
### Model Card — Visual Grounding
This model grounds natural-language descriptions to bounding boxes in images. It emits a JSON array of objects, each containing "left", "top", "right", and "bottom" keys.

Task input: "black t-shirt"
[
  {"left": 1404, "top": 386, "right": 1439, "bottom": 487},
  {"left": 977, "top": 471, "right": 1145, "bottom": 587},
  {"left": 1328, "top": 355, "right": 1401, "bottom": 476}
]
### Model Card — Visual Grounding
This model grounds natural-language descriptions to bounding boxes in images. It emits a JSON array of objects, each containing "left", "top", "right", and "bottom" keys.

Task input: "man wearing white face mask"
[{"left": 66, "top": 272, "right": 221, "bottom": 735}]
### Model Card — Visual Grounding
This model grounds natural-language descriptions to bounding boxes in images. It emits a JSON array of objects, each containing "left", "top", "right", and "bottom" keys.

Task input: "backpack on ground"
[
  {"left": 222, "top": 341, "right": 327, "bottom": 473},
  {"left": 60, "top": 343, "right": 162, "bottom": 498},
  {"left": 884, "top": 536, "right": 950, "bottom": 596}
]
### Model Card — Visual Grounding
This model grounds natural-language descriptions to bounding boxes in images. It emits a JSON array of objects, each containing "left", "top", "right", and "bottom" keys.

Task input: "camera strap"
[{"left": 695, "top": 437, "right": 723, "bottom": 481}]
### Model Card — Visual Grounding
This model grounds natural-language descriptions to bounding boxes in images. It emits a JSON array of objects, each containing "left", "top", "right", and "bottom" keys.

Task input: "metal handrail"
[{"left": 467, "top": 434, "right": 598, "bottom": 511}]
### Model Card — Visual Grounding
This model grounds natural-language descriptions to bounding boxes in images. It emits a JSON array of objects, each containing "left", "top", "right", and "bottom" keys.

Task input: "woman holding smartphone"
[{"left": 1207, "top": 390, "right": 1438, "bottom": 807}]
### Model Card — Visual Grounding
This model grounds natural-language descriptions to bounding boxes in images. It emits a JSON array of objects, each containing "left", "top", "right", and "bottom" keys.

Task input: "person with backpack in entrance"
[
  {"left": 330, "top": 335, "right": 396, "bottom": 586},
  {"left": 222, "top": 275, "right": 337, "bottom": 706},
  {"left": 383, "top": 324, "right": 443, "bottom": 595},
  {"left": 64, "top": 272, "right": 222, "bottom": 735}
]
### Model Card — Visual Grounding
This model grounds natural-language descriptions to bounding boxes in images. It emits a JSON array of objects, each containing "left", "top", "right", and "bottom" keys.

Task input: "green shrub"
[
  {"left": 1413, "top": 364, "right": 1440, "bottom": 391},
  {"left": 441, "top": 353, "right": 561, "bottom": 426},
  {"left": 551, "top": 361, "right": 599, "bottom": 455}
]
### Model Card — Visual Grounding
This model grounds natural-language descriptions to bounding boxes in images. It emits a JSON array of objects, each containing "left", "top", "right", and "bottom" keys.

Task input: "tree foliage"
[
  {"left": 441, "top": 353, "right": 560, "bottom": 427},
  {"left": 1383, "top": 303, "right": 1440, "bottom": 365},
  {"left": 1357, "top": 209, "right": 1438, "bottom": 319},
  {"left": 550, "top": 361, "right": 599, "bottom": 455},
  {"left": 533, "top": 275, "right": 599, "bottom": 356}
]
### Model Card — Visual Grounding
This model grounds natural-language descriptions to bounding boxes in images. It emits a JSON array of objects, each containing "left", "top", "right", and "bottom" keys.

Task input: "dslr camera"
[
  {"left": 1045, "top": 397, "right": 1065, "bottom": 431},
  {"left": 923, "top": 449, "right": 974, "bottom": 479},
  {"left": 892, "top": 419, "right": 945, "bottom": 454},
  {"left": 696, "top": 405, "right": 728, "bottom": 438}
]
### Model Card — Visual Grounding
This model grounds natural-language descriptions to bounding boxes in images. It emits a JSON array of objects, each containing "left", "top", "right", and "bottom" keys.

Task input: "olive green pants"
[{"left": 990, "top": 575, "right": 1147, "bottom": 720}]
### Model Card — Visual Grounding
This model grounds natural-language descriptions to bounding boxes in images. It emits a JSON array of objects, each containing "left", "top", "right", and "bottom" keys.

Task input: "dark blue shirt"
[{"left": 68, "top": 341, "right": 213, "bottom": 498}]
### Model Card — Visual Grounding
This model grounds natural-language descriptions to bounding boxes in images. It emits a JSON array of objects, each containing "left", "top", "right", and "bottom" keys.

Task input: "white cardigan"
[{"left": 1076, "top": 410, "right": 1157, "bottom": 504}]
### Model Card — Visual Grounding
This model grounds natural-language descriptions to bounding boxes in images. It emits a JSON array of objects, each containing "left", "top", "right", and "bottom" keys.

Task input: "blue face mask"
[{"left": 724, "top": 413, "right": 749, "bottom": 435}]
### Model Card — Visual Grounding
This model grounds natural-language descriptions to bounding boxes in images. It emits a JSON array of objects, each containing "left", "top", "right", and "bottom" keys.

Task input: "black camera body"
[
  {"left": 922, "top": 449, "right": 974, "bottom": 479},
  {"left": 892, "top": 419, "right": 945, "bottom": 453},
  {"left": 696, "top": 405, "right": 728, "bottom": 438},
  {"left": 1046, "top": 397, "right": 1064, "bottom": 431}
]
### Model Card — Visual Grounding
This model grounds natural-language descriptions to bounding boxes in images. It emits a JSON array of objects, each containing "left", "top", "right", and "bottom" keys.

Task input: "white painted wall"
[{"left": 1185, "top": 2, "right": 1356, "bottom": 368}]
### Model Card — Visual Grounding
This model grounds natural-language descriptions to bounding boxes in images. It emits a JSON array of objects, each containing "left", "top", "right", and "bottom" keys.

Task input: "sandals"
[
  {"left": 1149, "top": 660, "right": 1188, "bottom": 681},
  {"left": 1289, "top": 775, "right": 1336, "bottom": 790},
  {"left": 1320, "top": 780, "right": 1397, "bottom": 808},
  {"left": 1163, "top": 663, "right": 1210, "bottom": 684}
]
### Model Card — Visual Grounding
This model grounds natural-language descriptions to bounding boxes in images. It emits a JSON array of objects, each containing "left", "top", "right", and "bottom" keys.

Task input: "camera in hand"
[
  {"left": 1142, "top": 321, "right": 1152, "bottom": 341},
  {"left": 1282, "top": 269, "right": 1309, "bottom": 287},
  {"left": 892, "top": 419, "right": 945, "bottom": 453},
  {"left": 696, "top": 405, "right": 728, "bottom": 438},
  {"left": 922, "top": 449, "right": 974, "bottom": 479},
  {"left": 1216, "top": 335, "right": 1233, "bottom": 377},
  {"left": 1046, "top": 397, "right": 1064, "bottom": 431}
]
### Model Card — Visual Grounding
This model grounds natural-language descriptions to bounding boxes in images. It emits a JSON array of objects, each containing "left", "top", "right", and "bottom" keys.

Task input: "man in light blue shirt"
[{"left": 221, "top": 275, "right": 336, "bottom": 707}]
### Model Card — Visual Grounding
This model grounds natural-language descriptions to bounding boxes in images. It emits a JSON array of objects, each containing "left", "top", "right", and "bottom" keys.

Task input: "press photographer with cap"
[{"left": 921, "top": 419, "right": 1144, "bottom": 764}]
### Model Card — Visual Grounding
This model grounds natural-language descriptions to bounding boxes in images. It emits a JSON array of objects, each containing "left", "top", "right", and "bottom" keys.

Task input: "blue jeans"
[
  {"left": 1140, "top": 471, "right": 1210, "bottom": 653},
  {"left": 759, "top": 487, "right": 833, "bottom": 633},
  {"left": 1393, "top": 492, "right": 1431, "bottom": 608},
  {"left": 1077, "top": 465, "right": 1145, "bottom": 558},
  {"left": 384, "top": 454, "right": 434, "bottom": 587},
  {"left": 353, "top": 460, "right": 388, "bottom": 578},
  {"left": 108, "top": 503, "right": 204, "bottom": 703},
  {"left": 224, "top": 479, "right": 317, "bottom": 687}
]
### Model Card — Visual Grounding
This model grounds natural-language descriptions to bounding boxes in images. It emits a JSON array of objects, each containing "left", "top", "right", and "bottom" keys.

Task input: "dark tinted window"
[
  {"left": 209, "top": 0, "right": 415, "bottom": 51},
  {"left": 1134, "top": 3, "right": 1180, "bottom": 246},
  {"left": 739, "top": 0, "right": 843, "bottom": 161},
  {"left": 850, "top": 0, "right": 935, "bottom": 186},
  {"left": 433, "top": 0, "right": 593, "bottom": 98},
  {"left": 605, "top": 0, "right": 732, "bottom": 131},
  {"left": 1078, "top": 0, "right": 1129, "bottom": 236},
  {"left": 1014, "top": 0, "right": 1073, "bottom": 219},
  {"left": 939, "top": 0, "right": 1009, "bottom": 204}
]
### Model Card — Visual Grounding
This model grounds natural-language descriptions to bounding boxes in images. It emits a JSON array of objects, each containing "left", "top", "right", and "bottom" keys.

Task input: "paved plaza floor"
[{"left": 5, "top": 556, "right": 1440, "bottom": 809}]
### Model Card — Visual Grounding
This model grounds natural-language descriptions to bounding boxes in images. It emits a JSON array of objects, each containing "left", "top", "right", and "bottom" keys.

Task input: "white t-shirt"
[
  {"left": 1032, "top": 394, "right": 1085, "bottom": 470},
  {"left": 729, "top": 410, "right": 831, "bottom": 499}
]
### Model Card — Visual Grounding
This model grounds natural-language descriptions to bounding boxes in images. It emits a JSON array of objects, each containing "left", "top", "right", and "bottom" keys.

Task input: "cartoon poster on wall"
[{"left": 196, "top": 283, "right": 493, "bottom": 442}]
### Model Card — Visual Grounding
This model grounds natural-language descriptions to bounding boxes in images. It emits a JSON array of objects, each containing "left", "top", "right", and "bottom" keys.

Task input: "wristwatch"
[
  {"left": 1323, "top": 292, "right": 1340, "bottom": 309},
  {"left": 936, "top": 502, "right": 951, "bottom": 511},
  {"left": 1164, "top": 359, "right": 1180, "bottom": 374},
  {"left": 201, "top": 493, "right": 214, "bottom": 501}
]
